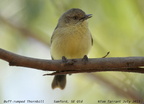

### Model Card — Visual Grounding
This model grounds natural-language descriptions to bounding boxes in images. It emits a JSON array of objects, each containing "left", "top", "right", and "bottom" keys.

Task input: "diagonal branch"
[
  {"left": 0, "top": 15, "right": 50, "bottom": 47},
  {"left": 0, "top": 48, "right": 144, "bottom": 75}
]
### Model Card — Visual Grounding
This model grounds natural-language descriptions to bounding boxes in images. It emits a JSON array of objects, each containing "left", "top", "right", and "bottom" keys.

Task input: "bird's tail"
[{"left": 52, "top": 75, "right": 66, "bottom": 90}]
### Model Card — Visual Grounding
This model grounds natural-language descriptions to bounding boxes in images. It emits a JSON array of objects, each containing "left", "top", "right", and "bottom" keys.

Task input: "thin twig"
[{"left": 102, "top": 51, "right": 110, "bottom": 58}]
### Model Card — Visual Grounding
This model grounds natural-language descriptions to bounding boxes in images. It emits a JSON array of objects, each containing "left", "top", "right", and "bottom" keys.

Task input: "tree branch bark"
[{"left": 0, "top": 48, "right": 144, "bottom": 75}]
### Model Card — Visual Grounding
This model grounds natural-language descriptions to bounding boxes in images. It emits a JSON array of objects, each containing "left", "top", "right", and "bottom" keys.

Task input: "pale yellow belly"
[{"left": 51, "top": 32, "right": 92, "bottom": 60}]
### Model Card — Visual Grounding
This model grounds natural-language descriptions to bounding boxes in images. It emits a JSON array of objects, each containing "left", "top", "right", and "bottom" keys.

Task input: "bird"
[{"left": 50, "top": 8, "right": 93, "bottom": 90}]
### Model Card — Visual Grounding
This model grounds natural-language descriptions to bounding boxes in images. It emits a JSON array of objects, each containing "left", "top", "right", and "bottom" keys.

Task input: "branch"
[
  {"left": 0, "top": 15, "right": 50, "bottom": 47},
  {"left": 0, "top": 48, "right": 144, "bottom": 75},
  {"left": 88, "top": 74, "right": 143, "bottom": 100}
]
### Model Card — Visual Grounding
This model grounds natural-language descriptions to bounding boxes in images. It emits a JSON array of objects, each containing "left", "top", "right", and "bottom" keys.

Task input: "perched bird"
[{"left": 50, "top": 8, "right": 93, "bottom": 89}]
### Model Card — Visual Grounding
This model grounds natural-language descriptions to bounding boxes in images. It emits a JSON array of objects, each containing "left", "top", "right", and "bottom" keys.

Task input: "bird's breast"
[{"left": 51, "top": 26, "right": 92, "bottom": 59}]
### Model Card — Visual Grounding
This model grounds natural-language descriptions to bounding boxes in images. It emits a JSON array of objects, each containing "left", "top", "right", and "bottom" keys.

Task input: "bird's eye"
[{"left": 73, "top": 16, "right": 78, "bottom": 20}]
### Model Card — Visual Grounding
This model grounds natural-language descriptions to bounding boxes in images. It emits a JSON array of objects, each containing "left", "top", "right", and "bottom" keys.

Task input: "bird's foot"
[{"left": 82, "top": 55, "right": 88, "bottom": 64}]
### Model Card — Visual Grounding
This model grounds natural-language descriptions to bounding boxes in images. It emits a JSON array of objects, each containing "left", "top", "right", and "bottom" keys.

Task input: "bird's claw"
[{"left": 82, "top": 55, "right": 88, "bottom": 64}]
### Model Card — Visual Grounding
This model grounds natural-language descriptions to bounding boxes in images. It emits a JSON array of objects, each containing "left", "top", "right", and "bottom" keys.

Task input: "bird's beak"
[
  {"left": 85, "top": 14, "right": 92, "bottom": 20},
  {"left": 79, "top": 14, "right": 92, "bottom": 22}
]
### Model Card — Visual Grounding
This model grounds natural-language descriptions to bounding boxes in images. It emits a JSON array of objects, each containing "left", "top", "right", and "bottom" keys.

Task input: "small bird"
[{"left": 50, "top": 8, "right": 93, "bottom": 90}]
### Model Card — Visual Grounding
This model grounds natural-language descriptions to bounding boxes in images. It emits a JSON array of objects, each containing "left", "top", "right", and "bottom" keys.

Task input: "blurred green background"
[{"left": 0, "top": 0, "right": 144, "bottom": 104}]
